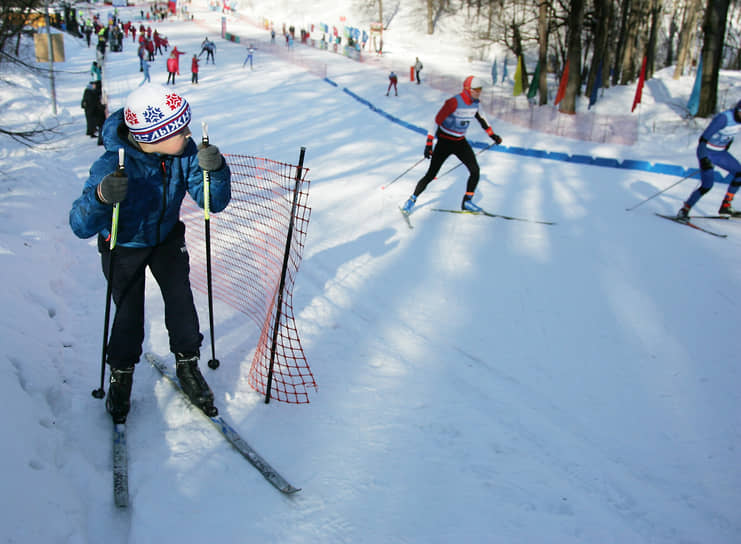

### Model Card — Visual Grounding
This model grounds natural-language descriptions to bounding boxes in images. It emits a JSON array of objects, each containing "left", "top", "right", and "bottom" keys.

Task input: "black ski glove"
[
  {"left": 97, "top": 172, "right": 128, "bottom": 204},
  {"left": 197, "top": 143, "right": 224, "bottom": 171},
  {"left": 423, "top": 134, "right": 434, "bottom": 159},
  {"left": 486, "top": 127, "right": 502, "bottom": 145}
]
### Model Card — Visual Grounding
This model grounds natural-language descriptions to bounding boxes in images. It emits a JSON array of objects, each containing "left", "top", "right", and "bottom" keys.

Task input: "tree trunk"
[
  {"left": 559, "top": 0, "right": 584, "bottom": 113},
  {"left": 697, "top": 0, "right": 730, "bottom": 116},
  {"left": 427, "top": 0, "right": 434, "bottom": 34},
  {"left": 674, "top": 0, "right": 703, "bottom": 78},
  {"left": 645, "top": 0, "right": 663, "bottom": 78},
  {"left": 665, "top": 10, "right": 678, "bottom": 66},
  {"left": 537, "top": 0, "right": 549, "bottom": 105},
  {"left": 619, "top": 0, "right": 649, "bottom": 85},
  {"left": 586, "top": 0, "right": 611, "bottom": 98},
  {"left": 611, "top": 0, "right": 632, "bottom": 85}
]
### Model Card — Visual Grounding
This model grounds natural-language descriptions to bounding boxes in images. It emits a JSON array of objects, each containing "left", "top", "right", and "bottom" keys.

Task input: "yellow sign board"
[{"left": 34, "top": 32, "right": 65, "bottom": 62}]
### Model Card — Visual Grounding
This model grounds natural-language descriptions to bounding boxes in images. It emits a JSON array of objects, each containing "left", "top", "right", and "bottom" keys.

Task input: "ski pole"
[
  {"left": 202, "top": 122, "right": 220, "bottom": 370},
  {"left": 625, "top": 169, "right": 698, "bottom": 211},
  {"left": 92, "top": 148, "right": 124, "bottom": 399},
  {"left": 381, "top": 157, "right": 426, "bottom": 190},
  {"left": 437, "top": 141, "right": 497, "bottom": 179}
]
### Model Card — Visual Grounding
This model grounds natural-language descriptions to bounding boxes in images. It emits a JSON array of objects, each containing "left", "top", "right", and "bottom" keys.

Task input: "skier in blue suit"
[{"left": 677, "top": 100, "right": 741, "bottom": 220}]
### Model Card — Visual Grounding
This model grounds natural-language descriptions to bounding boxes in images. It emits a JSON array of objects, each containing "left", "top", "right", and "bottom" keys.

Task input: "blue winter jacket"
[{"left": 69, "top": 108, "right": 231, "bottom": 248}]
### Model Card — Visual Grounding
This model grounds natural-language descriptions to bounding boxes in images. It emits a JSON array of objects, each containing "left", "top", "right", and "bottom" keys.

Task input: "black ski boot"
[
  {"left": 676, "top": 205, "right": 690, "bottom": 223},
  {"left": 719, "top": 201, "right": 741, "bottom": 217},
  {"left": 175, "top": 352, "right": 218, "bottom": 416},
  {"left": 106, "top": 367, "right": 134, "bottom": 424}
]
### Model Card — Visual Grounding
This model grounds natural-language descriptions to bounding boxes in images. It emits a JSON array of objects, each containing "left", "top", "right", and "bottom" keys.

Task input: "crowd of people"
[{"left": 79, "top": 8, "right": 220, "bottom": 143}]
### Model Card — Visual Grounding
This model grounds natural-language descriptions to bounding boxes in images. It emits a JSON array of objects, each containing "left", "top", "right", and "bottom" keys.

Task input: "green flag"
[{"left": 527, "top": 60, "right": 541, "bottom": 99}]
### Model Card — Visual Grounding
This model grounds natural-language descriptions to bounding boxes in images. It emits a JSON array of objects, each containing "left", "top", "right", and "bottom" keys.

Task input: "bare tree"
[
  {"left": 559, "top": 0, "right": 585, "bottom": 113},
  {"left": 673, "top": 0, "right": 704, "bottom": 78},
  {"left": 427, "top": 0, "right": 434, "bottom": 34},
  {"left": 618, "top": 0, "right": 650, "bottom": 85},
  {"left": 585, "top": 0, "right": 612, "bottom": 98},
  {"left": 1, "top": 0, "right": 44, "bottom": 57},
  {"left": 697, "top": 0, "right": 731, "bottom": 116},
  {"left": 611, "top": 0, "right": 632, "bottom": 84},
  {"left": 536, "top": 0, "right": 550, "bottom": 104},
  {"left": 665, "top": 2, "right": 680, "bottom": 66},
  {"left": 645, "top": 0, "right": 663, "bottom": 78}
]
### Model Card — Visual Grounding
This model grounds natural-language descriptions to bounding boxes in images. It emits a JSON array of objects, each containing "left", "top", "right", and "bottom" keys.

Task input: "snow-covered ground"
[{"left": 1, "top": 2, "right": 740, "bottom": 542}]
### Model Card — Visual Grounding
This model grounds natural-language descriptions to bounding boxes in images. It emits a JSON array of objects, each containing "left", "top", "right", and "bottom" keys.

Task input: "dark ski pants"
[
  {"left": 99, "top": 221, "right": 202, "bottom": 370},
  {"left": 686, "top": 149, "right": 741, "bottom": 208},
  {"left": 84, "top": 109, "right": 97, "bottom": 135},
  {"left": 412, "top": 136, "right": 480, "bottom": 198}
]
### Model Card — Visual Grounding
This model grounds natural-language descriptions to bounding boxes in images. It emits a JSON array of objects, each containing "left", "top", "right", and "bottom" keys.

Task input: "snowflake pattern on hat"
[
  {"left": 123, "top": 84, "right": 191, "bottom": 143},
  {"left": 165, "top": 93, "right": 183, "bottom": 110},
  {"left": 143, "top": 105, "right": 164, "bottom": 124},
  {"left": 124, "top": 109, "right": 138, "bottom": 126}
]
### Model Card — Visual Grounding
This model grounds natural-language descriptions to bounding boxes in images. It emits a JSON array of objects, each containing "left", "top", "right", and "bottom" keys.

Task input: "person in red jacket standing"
[
  {"left": 166, "top": 50, "right": 178, "bottom": 84},
  {"left": 401, "top": 76, "right": 502, "bottom": 214},
  {"left": 172, "top": 46, "right": 185, "bottom": 74},
  {"left": 191, "top": 54, "right": 199, "bottom": 84}
]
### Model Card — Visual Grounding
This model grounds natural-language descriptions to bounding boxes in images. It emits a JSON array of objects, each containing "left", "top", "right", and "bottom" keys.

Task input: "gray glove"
[
  {"left": 97, "top": 172, "right": 128, "bottom": 204},
  {"left": 197, "top": 143, "right": 224, "bottom": 171}
]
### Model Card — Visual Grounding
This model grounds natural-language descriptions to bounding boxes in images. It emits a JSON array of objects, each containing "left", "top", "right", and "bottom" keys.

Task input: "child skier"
[{"left": 69, "top": 84, "right": 232, "bottom": 423}]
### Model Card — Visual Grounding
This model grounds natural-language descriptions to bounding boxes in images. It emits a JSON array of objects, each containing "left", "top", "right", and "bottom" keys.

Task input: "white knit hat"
[
  {"left": 123, "top": 84, "right": 191, "bottom": 143},
  {"left": 463, "top": 75, "right": 485, "bottom": 92}
]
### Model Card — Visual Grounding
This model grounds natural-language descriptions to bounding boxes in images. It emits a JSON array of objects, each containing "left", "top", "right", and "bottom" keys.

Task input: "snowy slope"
[{"left": 0, "top": 2, "right": 740, "bottom": 543}]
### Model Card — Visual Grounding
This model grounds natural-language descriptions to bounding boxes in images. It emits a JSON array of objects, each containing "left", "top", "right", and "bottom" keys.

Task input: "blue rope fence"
[{"left": 332, "top": 78, "right": 728, "bottom": 184}]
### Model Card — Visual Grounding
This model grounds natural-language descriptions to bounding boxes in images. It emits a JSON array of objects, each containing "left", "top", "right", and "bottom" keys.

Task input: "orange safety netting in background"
[{"left": 181, "top": 153, "right": 316, "bottom": 403}]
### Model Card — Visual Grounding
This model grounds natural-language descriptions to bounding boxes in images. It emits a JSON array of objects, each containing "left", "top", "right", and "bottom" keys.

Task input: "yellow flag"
[{"left": 513, "top": 56, "right": 523, "bottom": 96}]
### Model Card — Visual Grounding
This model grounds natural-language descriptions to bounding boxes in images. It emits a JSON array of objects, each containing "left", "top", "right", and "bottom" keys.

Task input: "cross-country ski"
[
  {"left": 112, "top": 423, "right": 128, "bottom": 508},
  {"left": 146, "top": 353, "right": 300, "bottom": 495},
  {"left": 655, "top": 213, "right": 728, "bottom": 238},
  {"left": 431, "top": 208, "right": 557, "bottom": 225},
  {"left": 399, "top": 207, "right": 414, "bottom": 229}
]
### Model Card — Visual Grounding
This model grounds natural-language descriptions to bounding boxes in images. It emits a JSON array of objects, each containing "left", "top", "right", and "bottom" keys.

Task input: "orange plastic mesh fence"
[{"left": 180, "top": 153, "right": 316, "bottom": 403}]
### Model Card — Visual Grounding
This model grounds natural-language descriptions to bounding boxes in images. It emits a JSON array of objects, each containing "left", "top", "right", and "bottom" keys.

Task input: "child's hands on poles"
[
  {"left": 97, "top": 172, "right": 128, "bottom": 204},
  {"left": 197, "top": 143, "right": 224, "bottom": 171}
]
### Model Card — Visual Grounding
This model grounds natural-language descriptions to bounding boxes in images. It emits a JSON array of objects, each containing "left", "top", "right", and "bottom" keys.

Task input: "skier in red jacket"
[{"left": 401, "top": 76, "right": 502, "bottom": 214}]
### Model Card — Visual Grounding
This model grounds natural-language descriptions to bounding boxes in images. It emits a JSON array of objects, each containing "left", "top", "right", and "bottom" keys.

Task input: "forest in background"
[{"left": 370, "top": 0, "right": 741, "bottom": 116}]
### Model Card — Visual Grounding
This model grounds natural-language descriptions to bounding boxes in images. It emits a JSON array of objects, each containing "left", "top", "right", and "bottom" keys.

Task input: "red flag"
[
  {"left": 554, "top": 59, "right": 569, "bottom": 105},
  {"left": 631, "top": 56, "right": 648, "bottom": 112}
]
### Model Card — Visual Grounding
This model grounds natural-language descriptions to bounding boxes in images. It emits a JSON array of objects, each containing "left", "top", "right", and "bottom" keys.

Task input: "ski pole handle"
[
  {"left": 110, "top": 147, "right": 125, "bottom": 249},
  {"left": 201, "top": 122, "right": 211, "bottom": 220},
  {"left": 202, "top": 121, "right": 209, "bottom": 146}
]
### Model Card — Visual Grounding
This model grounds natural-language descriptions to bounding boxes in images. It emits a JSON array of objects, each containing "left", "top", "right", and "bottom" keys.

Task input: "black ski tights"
[{"left": 413, "top": 136, "right": 480, "bottom": 197}]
